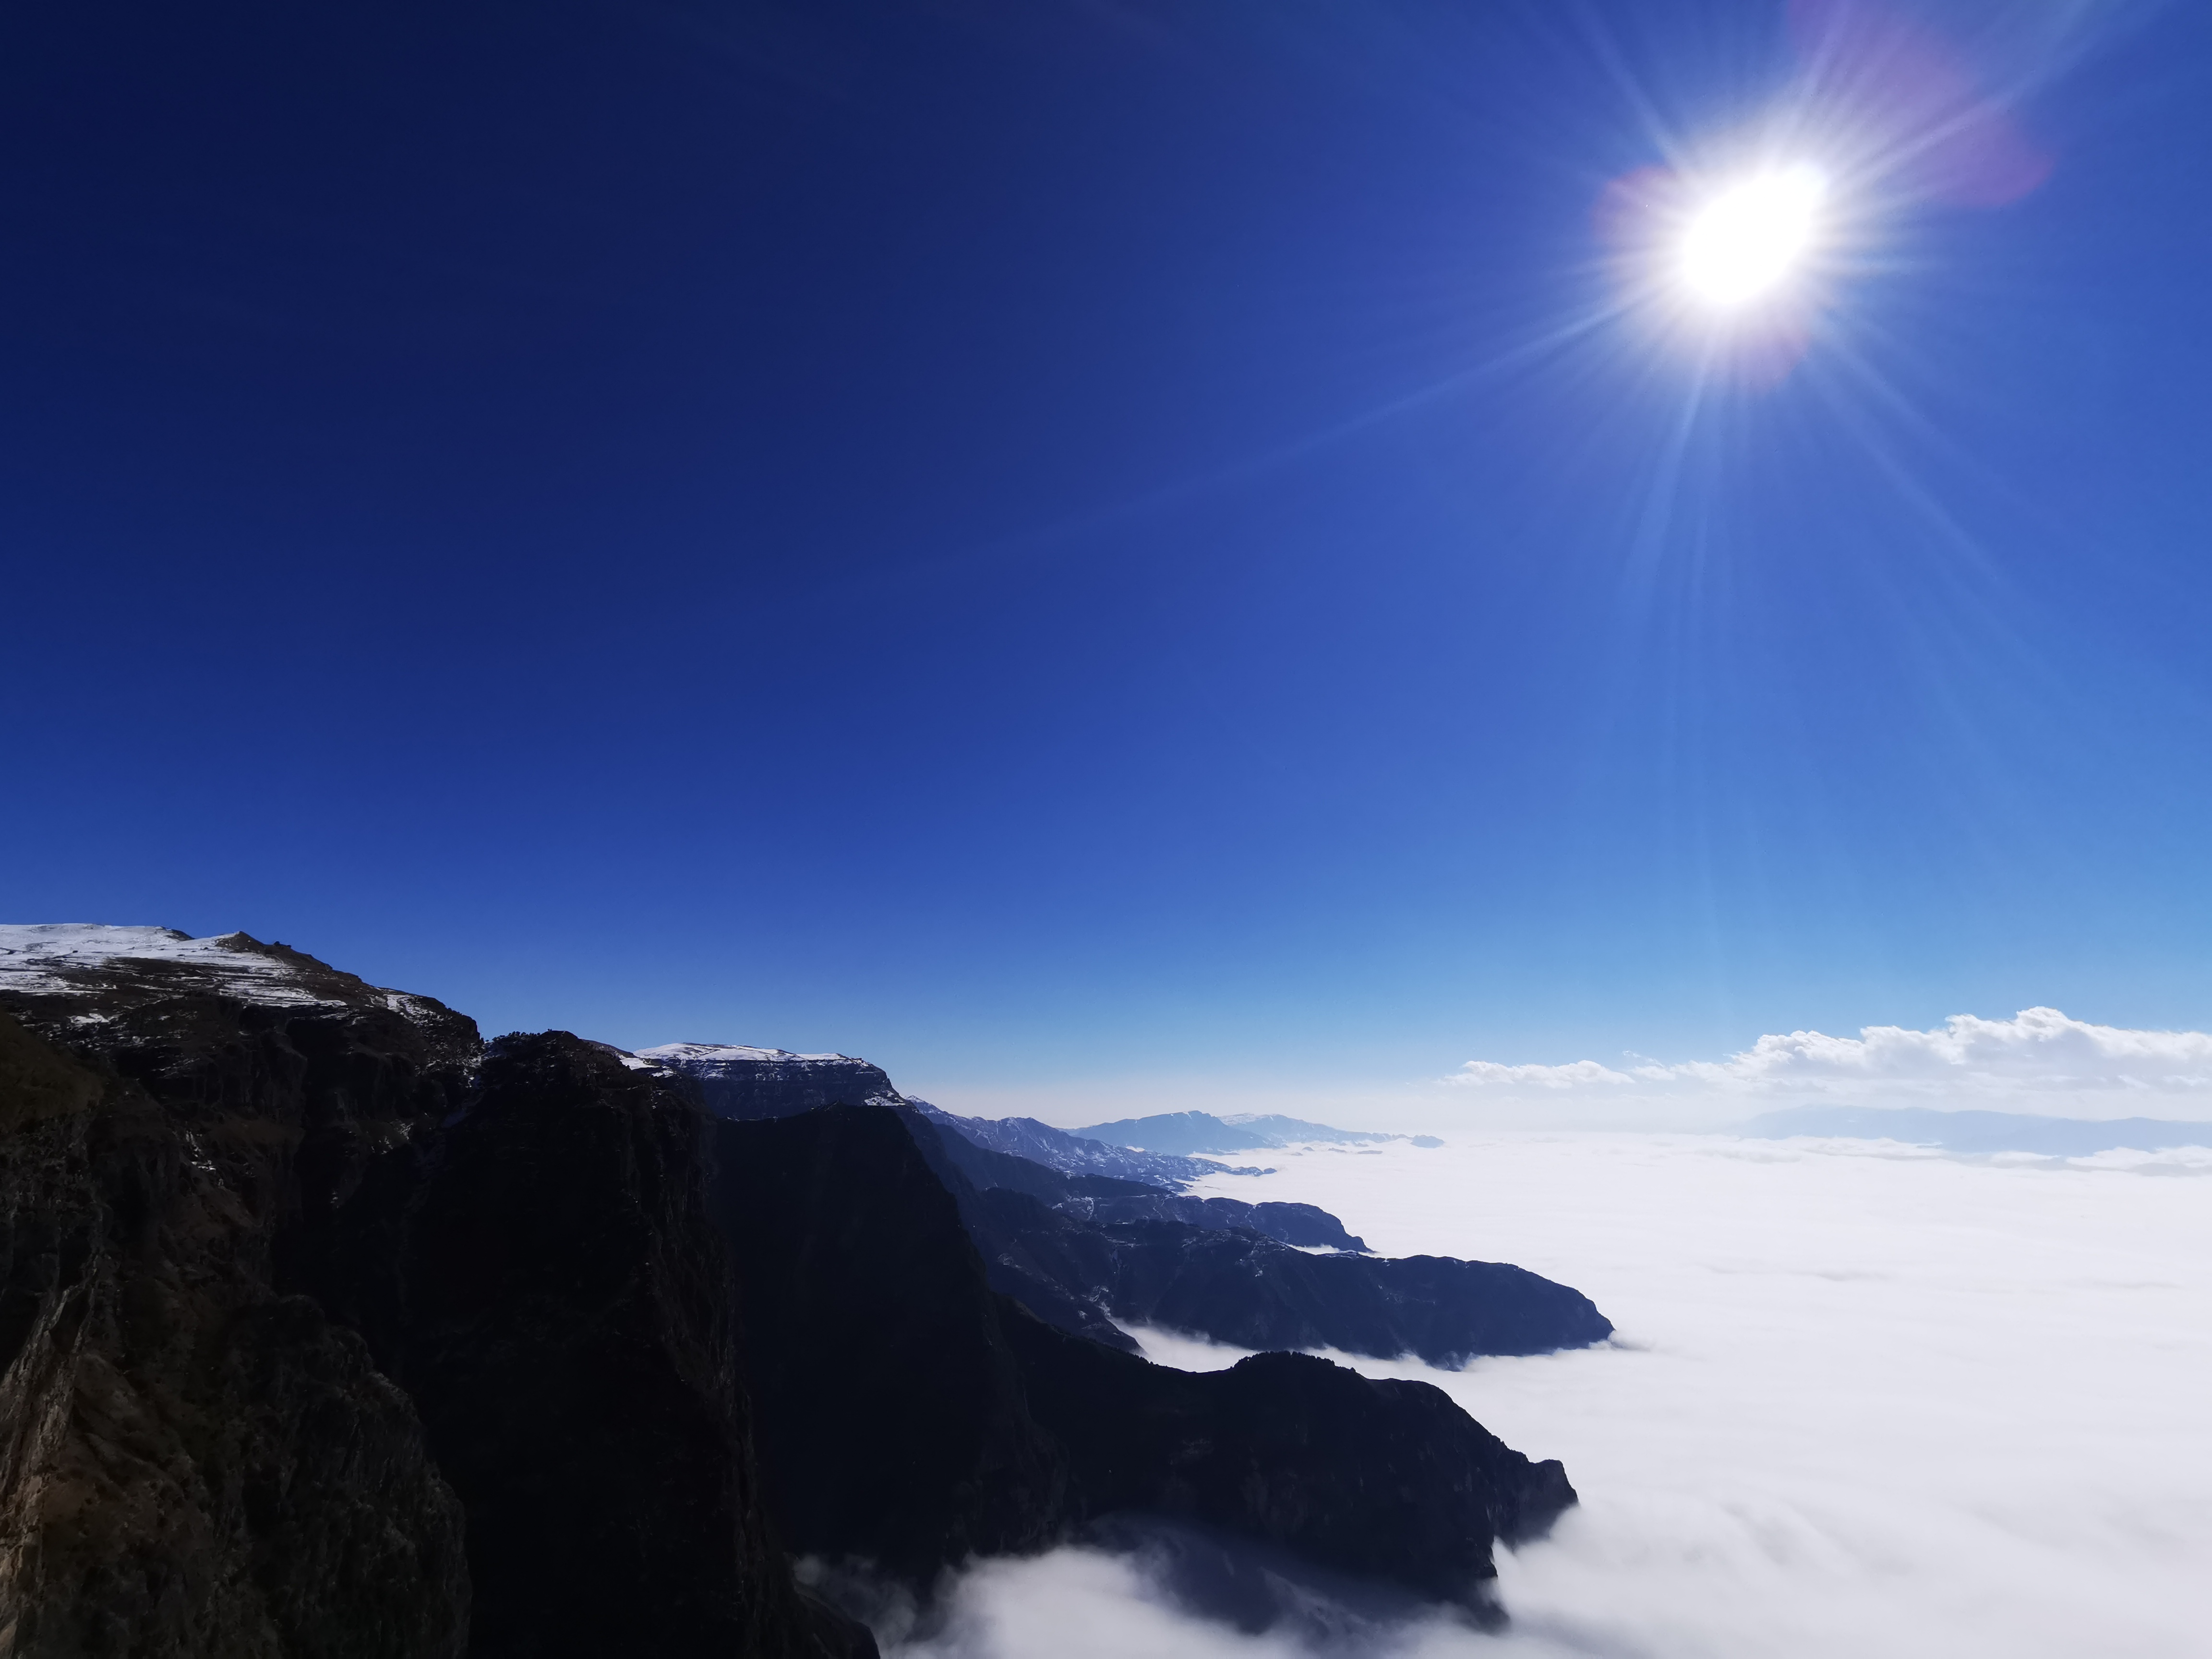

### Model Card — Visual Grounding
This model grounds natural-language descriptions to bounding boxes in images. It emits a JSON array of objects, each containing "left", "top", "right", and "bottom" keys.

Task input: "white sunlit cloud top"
[{"left": 1447, "top": 1008, "right": 2212, "bottom": 1123}]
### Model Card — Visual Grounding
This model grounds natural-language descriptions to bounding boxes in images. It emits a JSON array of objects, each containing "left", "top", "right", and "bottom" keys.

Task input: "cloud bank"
[
  {"left": 1446, "top": 1008, "right": 2212, "bottom": 1127},
  {"left": 890, "top": 1135, "right": 2211, "bottom": 1659}
]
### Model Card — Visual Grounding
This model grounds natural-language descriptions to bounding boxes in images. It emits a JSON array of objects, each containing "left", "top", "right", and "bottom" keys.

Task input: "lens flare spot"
[{"left": 1678, "top": 165, "right": 1827, "bottom": 307}]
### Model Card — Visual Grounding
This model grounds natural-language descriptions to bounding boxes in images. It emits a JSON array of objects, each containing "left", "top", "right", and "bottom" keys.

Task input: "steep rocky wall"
[
  {"left": 2, "top": 931, "right": 1586, "bottom": 1652},
  {"left": 0, "top": 988, "right": 470, "bottom": 1659},
  {"left": 974, "top": 1187, "right": 1613, "bottom": 1365},
  {"left": 708, "top": 1103, "right": 1577, "bottom": 1622},
  {"left": 0, "top": 936, "right": 876, "bottom": 1659},
  {"left": 355, "top": 1032, "right": 873, "bottom": 1659},
  {"left": 706, "top": 1098, "right": 1070, "bottom": 1581},
  {"left": 636, "top": 1045, "right": 901, "bottom": 1121}
]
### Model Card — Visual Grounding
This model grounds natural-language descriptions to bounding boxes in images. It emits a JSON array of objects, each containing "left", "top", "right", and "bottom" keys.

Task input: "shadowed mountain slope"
[
  {"left": 644, "top": 1038, "right": 1607, "bottom": 1365},
  {"left": 0, "top": 927, "right": 477, "bottom": 1658},
  {"left": 707, "top": 1103, "right": 1575, "bottom": 1624},
  {"left": 908, "top": 1099, "right": 1271, "bottom": 1187},
  {"left": 0, "top": 927, "right": 870, "bottom": 1659},
  {"left": 966, "top": 1187, "right": 1609, "bottom": 1365},
  {"left": 349, "top": 1032, "right": 872, "bottom": 1659},
  {"left": 1, "top": 926, "right": 1590, "bottom": 1652},
  {"left": 635, "top": 1042, "right": 902, "bottom": 1119}
]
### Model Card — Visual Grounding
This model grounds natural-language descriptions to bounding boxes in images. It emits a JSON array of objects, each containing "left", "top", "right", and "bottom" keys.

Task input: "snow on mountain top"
[
  {"left": 634, "top": 1042, "right": 865, "bottom": 1067},
  {"left": 0, "top": 923, "right": 439, "bottom": 1019},
  {"left": 0, "top": 925, "right": 330, "bottom": 1005}
]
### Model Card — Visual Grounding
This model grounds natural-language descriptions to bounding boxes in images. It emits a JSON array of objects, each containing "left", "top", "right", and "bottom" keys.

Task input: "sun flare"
[{"left": 1677, "top": 164, "right": 1827, "bottom": 307}]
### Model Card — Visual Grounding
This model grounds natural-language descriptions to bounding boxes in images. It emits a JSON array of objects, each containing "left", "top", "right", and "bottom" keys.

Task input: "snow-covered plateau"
[{"left": 0, "top": 923, "right": 437, "bottom": 1018}]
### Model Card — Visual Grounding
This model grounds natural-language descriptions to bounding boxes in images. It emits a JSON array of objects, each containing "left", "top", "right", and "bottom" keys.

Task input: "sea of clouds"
[{"left": 887, "top": 1131, "right": 2212, "bottom": 1659}]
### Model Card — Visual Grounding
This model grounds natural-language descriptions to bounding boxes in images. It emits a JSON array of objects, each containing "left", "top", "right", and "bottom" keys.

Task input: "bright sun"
[{"left": 1677, "top": 164, "right": 1827, "bottom": 307}]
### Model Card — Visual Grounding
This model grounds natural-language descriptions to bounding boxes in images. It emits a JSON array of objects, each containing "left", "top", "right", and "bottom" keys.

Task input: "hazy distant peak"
[
  {"left": 1732, "top": 1105, "right": 2212, "bottom": 1157},
  {"left": 1075, "top": 1109, "right": 1401, "bottom": 1156},
  {"left": 913, "top": 1101, "right": 1268, "bottom": 1190}
]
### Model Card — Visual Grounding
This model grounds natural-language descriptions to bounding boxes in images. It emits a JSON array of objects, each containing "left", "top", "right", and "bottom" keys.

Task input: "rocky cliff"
[
  {"left": 707, "top": 1103, "right": 1577, "bottom": 1626},
  {"left": 345, "top": 1032, "right": 870, "bottom": 1659},
  {"left": 0, "top": 928, "right": 475, "bottom": 1658},
  {"left": 2, "top": 926, "right": 1586, "bottom": 1652},
  {"left": 653, "top": 1043, "right": 1612, "bottom": 1366},
  {"left": 0, "top": 928, "right": 868, "bottom": 1659},
  {"left": 634, "top": 1045, "right": 901, "bottom": 1120},
  {"left": 969, "top": 1186, "right": 1611, "bottom": 1365},
  {"left": 912, "top": 1101, "right": 1268, "bottom": 1187}
]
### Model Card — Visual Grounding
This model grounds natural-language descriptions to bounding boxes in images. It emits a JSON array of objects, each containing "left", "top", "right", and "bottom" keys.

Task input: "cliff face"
[
  {"left": 2, "top": 928, "right": 1583, "bottom": 1652},
  {"left": 705, "top": 1100, "right": 1070, "bottom": 1581},
  {"left": 350, "top": 1033, "right": 872, "bottom": 1659},
  {"left": 709, "top": 1104, "right": 1577, "bottom": 1624},
  {"left": 911, "top": 1103, "right": 1262, "bottom": 1189},
  {"left": 0, "top": 931, "right": 871, "bottom": 1659},
  {"left": 653, "top": 1046, "right": 1611, "bottom": 1368},
  {"left": 972, "top": 1187, "right": 1612, "bottom": 1365},
  {"left": 634, "top": 1045, "right": 901, "bottom": 1120},
  {"left": 0, "top": 931, "right": 475, "bottom": 1659}
]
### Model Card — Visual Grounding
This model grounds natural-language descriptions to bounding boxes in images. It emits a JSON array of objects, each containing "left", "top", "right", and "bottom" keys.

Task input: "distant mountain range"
[
  {"left": 629, "top": 1047, "right": 1438, "bottom": 1170},
  {"left": 636, "top": 1054, "right": 1595, "bottom": 1367},
  {"left": 907, "top": 1099, "right": 1271, "bottom": 1189},
  {"left": 1733, "top": 1105, "right": 2212, "bottom": 1156}
]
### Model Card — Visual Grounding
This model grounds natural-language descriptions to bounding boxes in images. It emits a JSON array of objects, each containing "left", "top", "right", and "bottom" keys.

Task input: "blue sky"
[{"left": 5, "top": 0, "right": 2207, "bottom": 1117}]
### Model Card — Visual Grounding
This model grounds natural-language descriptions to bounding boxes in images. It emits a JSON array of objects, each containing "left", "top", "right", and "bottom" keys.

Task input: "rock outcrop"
[
  {"left": 650, "top": 1043, "right": 1610, "bottom": 1365},
  {"left": 901, "top": 1100, "right": 1607, "bottom": 1365},
  {"left": 912, "top": 1101, "right": 1270, "bottom": 1188},
  {"left": 1058, "top": 1190, "right": 1369, "bottom": 1251},
  {"left": 2, "top": 926, "right": 1587, "bottom": 1651},
  {"left": 707, "top": 1103, "right": 1576, "bottom": 1624},
  {"left": 906, "top": 1109, "right": 1367, "bottom": 1248},
  {"left": 969, "top": 1186, "right": 1611, "bottom": 1365},
  {"left": 0, "top": 929, "right": 475, "bottom": 1658},
  {"left": 0, "top": 929, "right": 870, "bottom": 1659},
  {"left": 348, "top": 1032, "right": 872, "bottom": 1659},
  {"left": 634, "top": 1044, "right": 901, "bottom": 1120}
]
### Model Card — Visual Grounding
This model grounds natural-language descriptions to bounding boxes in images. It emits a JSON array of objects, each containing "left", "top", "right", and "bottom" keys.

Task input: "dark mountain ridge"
[
  {"left": 0, "top": 926, "right": 1590, "bottom": 1649},
  {"left": 909, "top": 1108, "right": 1368, "bottom": 1250},
  {"left": 708, "top": 1103, "right": 1575, "bottom": 1629},
  {"left": 969, "top": 1186, "right": 1609, "bottom": 1365},
  {"left": 909, "top": 1097, "right": 1271, "bottom": 1187},
  {"left": 0, "top": 926, "right": 865, "bottom": 1659},
  {"left": 650, "top": 1044, "right": 1613, "bottom": 1368},
  {"left": 635, "top": 1043, "right": 902, "bottom": 1119}
]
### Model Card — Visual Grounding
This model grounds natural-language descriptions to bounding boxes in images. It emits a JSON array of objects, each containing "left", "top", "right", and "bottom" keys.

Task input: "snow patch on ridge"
[
  {"left": 0, "top": 924, "right": 335, "bottom": 1008},
  {"left": 634, "top": 1041, "right": 863, "bottom": 1068},
  {"left": 0, "top": 923, "right": 453, "bottom": 1027}
]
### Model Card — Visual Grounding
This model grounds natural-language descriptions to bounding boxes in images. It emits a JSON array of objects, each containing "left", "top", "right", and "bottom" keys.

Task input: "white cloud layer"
[
  {"left": 890, "top": 1135, "right": 2212, "bottom": 1659},
  {"left": 1445, "top": 1008, "right": 2212, "bottom": 1126}
]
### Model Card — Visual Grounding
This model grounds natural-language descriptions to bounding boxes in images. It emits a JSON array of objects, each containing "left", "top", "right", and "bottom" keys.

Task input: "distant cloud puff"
[{"left": 1445, "top": 1009, "right": 2212, "bottom": 1125}]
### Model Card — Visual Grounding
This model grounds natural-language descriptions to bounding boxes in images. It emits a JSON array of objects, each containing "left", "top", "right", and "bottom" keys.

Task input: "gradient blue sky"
[{"left": 5, "top": 0, "right": 2207, "bottom": 1116}]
